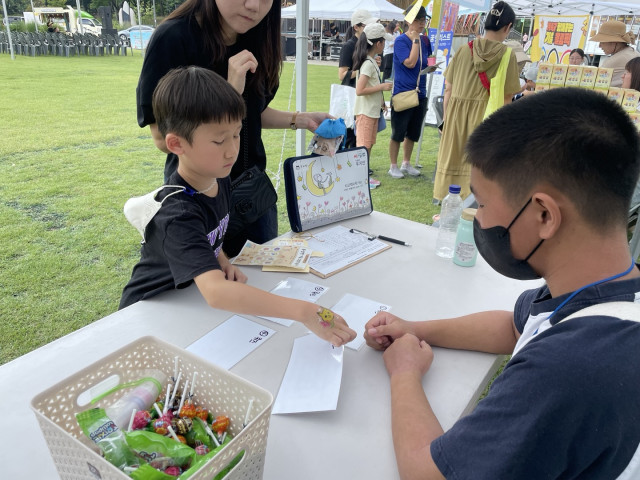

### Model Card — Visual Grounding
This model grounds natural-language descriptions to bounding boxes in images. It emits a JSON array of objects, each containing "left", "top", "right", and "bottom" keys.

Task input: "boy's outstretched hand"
[
  {"left": 303, "top": 307, "right": 357, "bottom": 347},
  {"left": 364, "top": 312, "right": 413, "bottom": 350}
]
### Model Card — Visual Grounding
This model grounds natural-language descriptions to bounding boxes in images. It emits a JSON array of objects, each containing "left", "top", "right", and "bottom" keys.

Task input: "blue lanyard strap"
[{"left": 546, "top": 260, "right": 636, "bottom": 323}]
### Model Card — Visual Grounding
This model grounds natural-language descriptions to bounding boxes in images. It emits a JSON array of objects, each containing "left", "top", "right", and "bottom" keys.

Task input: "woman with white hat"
[
  {"left": 589, "top": 20, "right": 640, "bottom": 87},
  {"left": 338, "top": 9, "right": 378, "bottom": 150}
]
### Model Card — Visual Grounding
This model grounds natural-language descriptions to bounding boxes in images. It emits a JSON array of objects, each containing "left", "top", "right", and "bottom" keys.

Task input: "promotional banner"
[
  {"left": 425, "top": 28, "right": 453, "bottom": 125},
  {"left": 529, "top": 15, "right": 587, "bottom": 64}
]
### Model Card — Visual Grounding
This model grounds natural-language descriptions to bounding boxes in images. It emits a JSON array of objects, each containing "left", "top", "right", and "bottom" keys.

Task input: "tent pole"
[
  {"left": 295, "top": 0, "right": 309, "bottom": 156},
  {"left": 2, "top": 0, "right": 15, "bottom": 60}
]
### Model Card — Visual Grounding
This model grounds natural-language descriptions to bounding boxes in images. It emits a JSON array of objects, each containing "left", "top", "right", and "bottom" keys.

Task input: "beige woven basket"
[{"left": 31, "top": 336, "right": 273, "bottom": 480}]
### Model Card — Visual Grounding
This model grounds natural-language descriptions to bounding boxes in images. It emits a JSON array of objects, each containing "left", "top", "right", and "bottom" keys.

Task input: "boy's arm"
[
  {"left": 193, "top": 269, "right": 356, "bottom": 346},
  {"left": 365, "top": 310, "right": 519, "bottom": 354}
]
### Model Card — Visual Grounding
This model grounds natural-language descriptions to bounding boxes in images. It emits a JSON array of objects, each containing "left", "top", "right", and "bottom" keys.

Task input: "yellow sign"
[{"left": 529, "top": 15, "right": 587, "bottom": 64}]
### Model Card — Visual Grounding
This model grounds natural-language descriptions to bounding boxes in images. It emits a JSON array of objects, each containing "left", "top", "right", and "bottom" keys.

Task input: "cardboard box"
[
  {"left": 564, "top": 66, "right": 583, "bottom": 87},
  {"left": 550, "top": 64, "right": 568, "bottom": 86},
  {"left": 536, "top": 62, "right": 552, "bottom": 85},
  {"left": 621, "top": 89, "right": 640, "bottom": 112},
  {"left": 607, "top": 87, "right": 624, "bottom": 104},
  {"left": 595, "top": 67, "right": 614, "bottom": 90},
  {"left": 535, "top": 84, "right": 550, "bottom": 92},
  {"left": 579, "top": 66, "right": 598, "bottom": 89},
  {"left": 629, "top": 113, "right": 640, "bottom": 132},
  {"left": 593, "top": 87, "right": 609, "bottom": 96}
]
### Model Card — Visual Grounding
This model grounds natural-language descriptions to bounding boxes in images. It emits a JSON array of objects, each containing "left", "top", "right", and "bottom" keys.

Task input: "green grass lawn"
[{"left": 0, "top": 53, "right": 442, "bottom": 365}]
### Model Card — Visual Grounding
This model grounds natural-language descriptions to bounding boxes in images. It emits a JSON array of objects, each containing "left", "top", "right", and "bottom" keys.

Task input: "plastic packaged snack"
[{"left": 76, "top": 408, "right": 140, "bottom": 471}]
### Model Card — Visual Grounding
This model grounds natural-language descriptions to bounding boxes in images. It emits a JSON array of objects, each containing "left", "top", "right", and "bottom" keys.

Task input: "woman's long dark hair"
[
  {"left": 352, "top": 33, "right": 382, "bottom": 71},
  {"left": 626, "top": 57, "right": 640, "bottom": 91},
  {"left": 167, "top": 0, "right": 282, "bottom": 96}
]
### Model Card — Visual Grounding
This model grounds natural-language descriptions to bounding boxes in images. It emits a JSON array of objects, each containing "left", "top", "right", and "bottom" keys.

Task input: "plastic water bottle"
[
  {"left": 435, "top": 185, "right": 463, "bottom": 258},
  {"left": 453, "top": 208, "right": 478, "bottom": 267}
]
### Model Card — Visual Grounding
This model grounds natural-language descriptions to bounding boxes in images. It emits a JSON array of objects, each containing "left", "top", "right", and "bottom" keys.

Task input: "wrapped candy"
[
  {"left": 172, "top": 417, "right": 193, "bottom": 436},
  {"left": 153, "top": 419, "right": 170, "bottom": 436},
  {"left": 164, "top": 465, "right": 181, "bottom": 476},
  {"left": 195, "top": 444, "right": 210, "bottom": 456},
  {"left": 179, "top": 402, "right": 197, "bottom": 419},
  {"left": 195, "top": 406, "right": 209, "bottom": 421},
  {"left": 212, "top": 415, "right": 230, "bottom": 435},
  {"left": 132, "top": 410, "right": 152, "bottom": 431}
]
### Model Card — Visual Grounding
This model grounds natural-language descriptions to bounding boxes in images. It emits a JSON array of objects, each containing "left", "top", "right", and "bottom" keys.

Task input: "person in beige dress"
[{"left": 433, "top": 1, "right": 521, "bottom": 203}]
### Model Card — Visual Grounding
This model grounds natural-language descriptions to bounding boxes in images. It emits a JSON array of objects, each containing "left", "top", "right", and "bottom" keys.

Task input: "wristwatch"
[{"left": 413, "top": 38, "right": 419, "bottom": 44}]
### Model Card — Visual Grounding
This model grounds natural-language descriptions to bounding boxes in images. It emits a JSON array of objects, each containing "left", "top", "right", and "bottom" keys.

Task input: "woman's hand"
[
  {"left": 228, "top": 49, "right": 259, "bottom": 94},
  {"left": 380, "top": 82, "right": 393, "bottom": 92},
  {"left": 302, "top": 306, "right": 357, "bottom": 347},
  {"left": 295, "top": 112, "right": 333, "bottom": 132}
]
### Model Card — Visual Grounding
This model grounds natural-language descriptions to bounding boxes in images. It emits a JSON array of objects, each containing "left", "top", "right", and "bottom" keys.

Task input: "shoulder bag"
[
  {"left": 392, "top": 37, "right": 422, "bottom": 112},
  {"left": 230, "top": 113, "right": 278, "bottom": 225}
]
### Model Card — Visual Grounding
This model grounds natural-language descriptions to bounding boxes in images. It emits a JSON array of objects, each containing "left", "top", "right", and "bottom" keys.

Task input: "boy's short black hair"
[
  {"left": 484, "top": 1, "right": 515, "bottom": 32},
  {"left": 152, "top": 66, "right": 246, "bottom": 144},
  {"left": 466, "top": 88, "right": 640, "bottom": 229}
]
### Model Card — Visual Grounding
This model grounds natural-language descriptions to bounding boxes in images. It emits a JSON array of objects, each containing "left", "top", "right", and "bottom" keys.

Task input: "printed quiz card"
[
  {"left": 259, "top": 277, "right": 329, "bottom": 327},
  {"left": 331, "top": 294, "right": 391, "bottom": 351},
  {"left": 187, "top": 315, "right": 275, "bottom": 370}
]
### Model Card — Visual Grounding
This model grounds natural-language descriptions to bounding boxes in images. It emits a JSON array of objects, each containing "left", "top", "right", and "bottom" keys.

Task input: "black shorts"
[{"left": 390, "top": 97, "right": 428, "bottom": 143}]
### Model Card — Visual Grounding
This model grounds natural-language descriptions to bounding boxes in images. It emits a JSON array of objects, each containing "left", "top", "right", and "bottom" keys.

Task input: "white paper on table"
[
  {"left": 186, "top": 315, "right": 275, "bottom": 370},
  {"left": 272, "top": 334, "right": 344, "bottom": 414},
  {"left": 331, "top": 293, "right": 391, "bottom": 351},
  {"left": 259, "top": 277, "right": 329, "bottom": 327},
  {"left": 305, "top": 225, "right": 389, "bottom": 277}
]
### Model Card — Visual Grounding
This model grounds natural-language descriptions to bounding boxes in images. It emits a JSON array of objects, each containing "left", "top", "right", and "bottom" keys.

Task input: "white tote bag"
[{"left": 329, "top": 84, "right": 356, "bottom": 129}]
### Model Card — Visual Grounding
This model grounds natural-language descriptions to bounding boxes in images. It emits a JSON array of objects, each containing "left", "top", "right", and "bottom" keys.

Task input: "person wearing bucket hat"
[
  {"left": 388, "top": 6, "right": 432, "bottom": 179},
  {"left": 589, "top": 20, "right": 640, "bottom": 87},
  {"left": 504, "top": 40, "right": 530, "bottom": 72}
]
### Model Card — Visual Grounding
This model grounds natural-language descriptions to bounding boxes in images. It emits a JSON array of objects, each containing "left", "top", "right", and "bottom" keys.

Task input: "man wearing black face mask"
[{"left": 364, "top": 87, "right": 640, "bottom": 479}]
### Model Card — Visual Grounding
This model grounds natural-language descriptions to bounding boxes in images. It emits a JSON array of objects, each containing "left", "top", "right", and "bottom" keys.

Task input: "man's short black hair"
[
  {"left": 466, "top": 88, "right": 640, "bottom": 229},
  {"left": 152, "top": 66, "right": 246, "bottom": 144}
]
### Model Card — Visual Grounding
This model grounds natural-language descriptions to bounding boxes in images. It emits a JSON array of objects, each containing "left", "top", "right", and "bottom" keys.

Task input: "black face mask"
[{"left": 473, "top": 198, "right": 544, "bottom": 280}]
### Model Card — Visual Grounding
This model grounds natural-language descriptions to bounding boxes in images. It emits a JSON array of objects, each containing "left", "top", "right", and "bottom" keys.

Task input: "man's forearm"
[{"left": 390, "top": 372, "right": 445, "bottom": 480}]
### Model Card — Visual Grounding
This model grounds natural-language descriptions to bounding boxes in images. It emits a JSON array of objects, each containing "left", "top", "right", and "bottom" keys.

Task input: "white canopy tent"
[
  {"left": 460, "top": 0, "right": 640, "bottom": 16},
  {"left": 282, "top": 0, "right": 406, "bottom": 21}
]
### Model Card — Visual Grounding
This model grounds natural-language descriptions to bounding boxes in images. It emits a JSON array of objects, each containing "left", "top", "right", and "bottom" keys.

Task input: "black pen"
[{"left": 378, "top": 235, "right": 411, "bottom": 247}]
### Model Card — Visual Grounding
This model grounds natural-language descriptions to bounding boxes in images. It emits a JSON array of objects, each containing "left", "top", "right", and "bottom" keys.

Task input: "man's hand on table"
[
  {"left": 364, "top": 312, "right": 414, "bottom": 350},
  {"left": 383, "top": 333, "right": 434, "bottom": 378}
]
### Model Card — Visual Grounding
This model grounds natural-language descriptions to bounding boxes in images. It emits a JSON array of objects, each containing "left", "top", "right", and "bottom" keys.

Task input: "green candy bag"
[{"left": 76, "top": 408, "right": 140, "bottom": 471}]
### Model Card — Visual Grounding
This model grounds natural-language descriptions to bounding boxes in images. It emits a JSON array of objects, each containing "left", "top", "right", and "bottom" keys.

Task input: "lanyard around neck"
[{"left": 546, "top": 260, "right": 635, "bottom": 323}]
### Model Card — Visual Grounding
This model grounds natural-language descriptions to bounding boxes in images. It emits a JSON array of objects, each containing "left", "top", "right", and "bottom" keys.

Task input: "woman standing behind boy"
[{"left": 137, "top": 0, "right": 331, "bottom": 258}]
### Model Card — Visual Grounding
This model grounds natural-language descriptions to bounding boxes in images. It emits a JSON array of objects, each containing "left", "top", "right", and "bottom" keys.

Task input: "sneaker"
[
  {"left": 369, "top": 178, "right": 381, "bottom": 186},
  {"left": 369, "top": 169, "right": 374, "bottom": 175},
  {"left": 369, "top": 182, "right": 377, "bottom": 190},
  {"left": 400, "top": 163, "right": 421, "bottom": 176},
  {"left": 388, "top": 166, "right": 405, "bottom": 178},
  {"left": 414, "top": 163, "right": 423, "bottom": 169}
]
